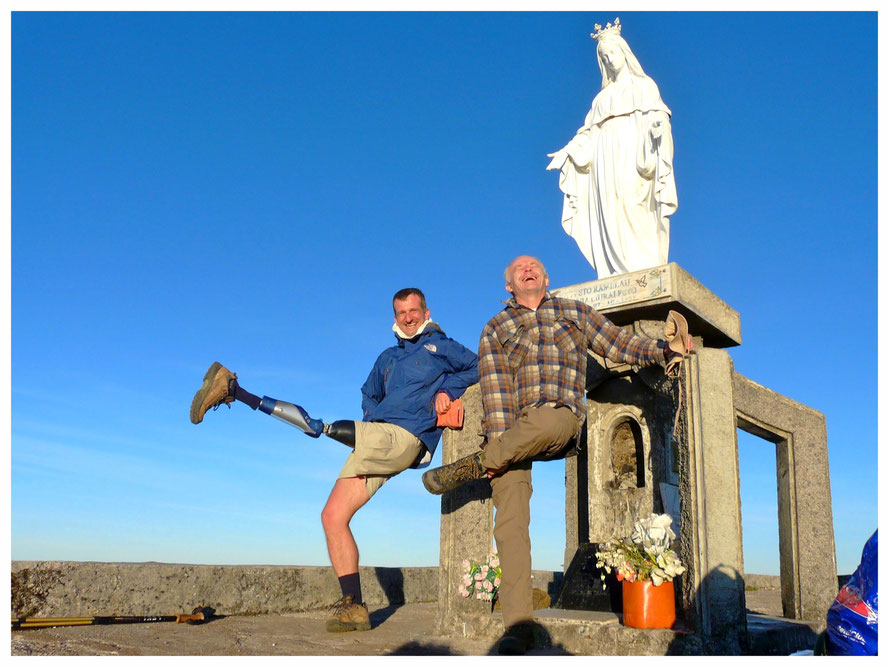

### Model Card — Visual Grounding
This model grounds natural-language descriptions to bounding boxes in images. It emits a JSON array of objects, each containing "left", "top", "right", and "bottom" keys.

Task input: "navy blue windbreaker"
[{"left": 360, "top": 324, "right": 478, "bottom": 461}]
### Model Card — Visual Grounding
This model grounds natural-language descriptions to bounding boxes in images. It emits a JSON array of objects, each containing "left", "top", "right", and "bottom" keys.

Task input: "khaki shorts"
[{"left": 338, "top": 421, "right": 424, "bottom": 498}]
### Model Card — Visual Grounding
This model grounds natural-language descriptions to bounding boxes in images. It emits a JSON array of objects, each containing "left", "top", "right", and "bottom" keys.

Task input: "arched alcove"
[{"left": 609, "top": 417, "right": 645, "bottom": 489}]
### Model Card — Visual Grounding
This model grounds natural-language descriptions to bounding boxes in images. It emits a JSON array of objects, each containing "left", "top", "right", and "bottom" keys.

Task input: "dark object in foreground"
[
  {"left": 12, "top": 605, "right": 218, "bottom": 630},
  {"left": 553, "top": 543, "right": 620, "bottom": 612}
]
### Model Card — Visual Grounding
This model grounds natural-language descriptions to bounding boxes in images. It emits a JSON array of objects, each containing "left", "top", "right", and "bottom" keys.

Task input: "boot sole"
[
  {"left": 190, "top": 362, "right": 223, "bottom": 424},
  {"left": 422, "top": 469, "right": 449, "bottom": 495}
]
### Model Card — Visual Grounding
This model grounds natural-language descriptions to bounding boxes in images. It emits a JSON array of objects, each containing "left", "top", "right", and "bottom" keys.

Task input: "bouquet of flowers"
[
  {"left": 460, "top": 553, "right": 501, "bottom": 600},
  {"left": 595, "top": 513, "right": 686, "bottom": 586}
]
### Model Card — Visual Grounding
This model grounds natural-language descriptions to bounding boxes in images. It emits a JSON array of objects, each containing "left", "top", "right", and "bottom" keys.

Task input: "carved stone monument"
[
  {"left": 433, "top": 19, "right": 834, "bottom": 655},
  {"left": 434, "top": 264, "right": 837, "bottom": 655},
  {"left": 547, "top": 18, "right": 677, "bottom": 278}
]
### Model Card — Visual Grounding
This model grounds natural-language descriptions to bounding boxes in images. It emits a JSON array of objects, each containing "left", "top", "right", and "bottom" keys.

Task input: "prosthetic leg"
[
  {"left": 257, "top": 396, "right": 355, "bottom": 446},
  {"left": 323, "top": 420, "right": 356, "bottom": 447}
]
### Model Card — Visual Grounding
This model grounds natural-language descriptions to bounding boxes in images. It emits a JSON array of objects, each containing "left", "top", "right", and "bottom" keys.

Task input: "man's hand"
[
  {"left": 665, "top": 335, "right": 694, "bottom": 360},
  {"left": 435, "top": 392, "right": 452, "bottom": 414}
]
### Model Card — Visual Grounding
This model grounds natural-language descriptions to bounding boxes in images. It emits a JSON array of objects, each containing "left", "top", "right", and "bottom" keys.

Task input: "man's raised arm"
[
  {"left": 437, "top": 339, "right": 479, "bottom": 400},
  {"left": 585, "top": 306, "right": 666, "bottom": 368}
]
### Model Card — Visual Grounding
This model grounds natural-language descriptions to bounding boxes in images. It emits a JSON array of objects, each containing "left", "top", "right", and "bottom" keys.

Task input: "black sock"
[
  {"left": 338, "top": 572, "right": 362, "bottom": 604},
  {"left": 230, "top": 379, "right": 262, "bottom": 411}
]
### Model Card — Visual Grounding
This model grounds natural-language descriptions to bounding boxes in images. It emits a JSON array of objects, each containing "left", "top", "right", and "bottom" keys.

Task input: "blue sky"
[{"left": 11, "top": 11, "right": 878, "bottom": 577}]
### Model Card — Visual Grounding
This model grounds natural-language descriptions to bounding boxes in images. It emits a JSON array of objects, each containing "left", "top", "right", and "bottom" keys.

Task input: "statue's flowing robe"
[{"left": 555, "top": 75, "right": 677, "bottom": 278}]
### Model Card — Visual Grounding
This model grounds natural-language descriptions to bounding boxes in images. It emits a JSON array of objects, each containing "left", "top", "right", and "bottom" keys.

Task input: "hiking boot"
[
  {"left": 422, "top": 451, "right": 486, "bottom": 495},
  {"left": 190, "top": 362, "right": 236, "bottom": 424},
  {"left": 325, "top": 595, "right": 370, "bottom": 632}
]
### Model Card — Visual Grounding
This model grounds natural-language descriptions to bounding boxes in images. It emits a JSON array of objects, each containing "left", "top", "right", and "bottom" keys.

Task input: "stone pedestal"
[
  {"left": 435, "top": 263, "right": 836, "bottom": 654},
  {"left": 553, "top": 263, "right": 741, "bottom": 348}
]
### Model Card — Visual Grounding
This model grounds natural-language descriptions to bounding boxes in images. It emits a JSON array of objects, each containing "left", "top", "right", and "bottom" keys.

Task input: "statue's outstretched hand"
[{"left": 546, "top": 149, "right": 568, "bottom": 170}]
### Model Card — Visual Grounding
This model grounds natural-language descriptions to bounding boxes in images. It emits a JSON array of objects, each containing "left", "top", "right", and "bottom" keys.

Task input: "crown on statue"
[{"left": 591, "top": 17, "right": 621, "bottom": 41}]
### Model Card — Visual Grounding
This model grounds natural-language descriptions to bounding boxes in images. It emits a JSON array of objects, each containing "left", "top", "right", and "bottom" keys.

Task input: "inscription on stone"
[{"left": 553, "top": 266, "right": 671, "bottom": 310}]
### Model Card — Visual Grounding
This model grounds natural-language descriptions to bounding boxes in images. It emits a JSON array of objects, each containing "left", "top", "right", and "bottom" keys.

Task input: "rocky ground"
[
  {"left": 11, "top": 603, "right": 497, "bottom": 657},
  {"left": 11, "top": 589, "right": 786, "bottom": 657}
]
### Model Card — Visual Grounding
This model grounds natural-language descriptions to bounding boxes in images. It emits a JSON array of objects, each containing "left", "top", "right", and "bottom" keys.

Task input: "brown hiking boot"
[
  {"left": 325, "top": 595, "right": 370, "bottom": 632},
  {"left": 190, "top": 361, "right": 236, "bottom": 424},
  {"left": 422, "top": 451, "right": 486, "bottom": 495}
]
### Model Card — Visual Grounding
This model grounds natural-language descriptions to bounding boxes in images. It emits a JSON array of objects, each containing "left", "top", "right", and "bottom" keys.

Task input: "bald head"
[
  {"left": 504, "top": 255, "right": 547, "bottom": 284},
  {"left": 505, "top": 255, "right": 549, "bottom": 308}
]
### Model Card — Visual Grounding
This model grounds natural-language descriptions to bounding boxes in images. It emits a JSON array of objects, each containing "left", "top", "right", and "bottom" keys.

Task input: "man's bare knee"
[
  {"left": 321, "top": 503, "right": 341, "bottom": 531},
  {"left": 321, "top": 495, "right": 354, "bottom": 529},
  {"left": 321, "top": 477, "right": 369, "bottom": 531}
]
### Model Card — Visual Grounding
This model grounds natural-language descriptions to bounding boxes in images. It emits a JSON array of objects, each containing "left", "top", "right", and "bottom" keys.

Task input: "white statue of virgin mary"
[{"left": 547, "top": 19, "right": 677, "bottom": 278}]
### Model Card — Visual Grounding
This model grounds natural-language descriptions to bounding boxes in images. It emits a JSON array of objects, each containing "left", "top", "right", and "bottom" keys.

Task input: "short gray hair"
[{"left": 504, "top": 256, "right": 547, "bottom": 284}]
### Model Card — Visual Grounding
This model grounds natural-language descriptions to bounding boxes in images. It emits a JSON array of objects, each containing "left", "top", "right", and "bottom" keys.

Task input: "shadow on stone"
[
  {"left": 664, "top": 566, "right": 818, "bottom": 655},
  {"left": 368, "top": 604, "right": 402, "bottom": 628},
  {"left": 552, "top": 543, "right": 618, "bottom": 612},
  {"left": 372, "top": 566, "right": 406, "bottom": 605},
  {"left": 386, "top": 640, "right": 459, "bottom": 655},
  {"left": 441, "top": 478, "right": 492, "bottom": 514},
  {"left": 194, "top": 607, "right": 226, "bottom": 624},
  {"left": 369, "top": 566, "right": 408, "bottom": 629},
  {"left": 484, "top": 621, "right": 573, "bottom": 656},
  {"left": 544, "top": 572, "right": 565, "bottom": 604}
]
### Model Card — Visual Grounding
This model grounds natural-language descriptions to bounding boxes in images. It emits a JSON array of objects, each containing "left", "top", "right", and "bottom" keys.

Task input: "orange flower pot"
[{"left": 621, "top": 580, "right": 676, "bottom": 629}]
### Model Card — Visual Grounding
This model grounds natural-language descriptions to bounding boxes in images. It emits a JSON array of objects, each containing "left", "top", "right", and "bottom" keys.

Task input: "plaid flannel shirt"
[{"left": 478, "top": 293, "right": 666, "bottom": 440}]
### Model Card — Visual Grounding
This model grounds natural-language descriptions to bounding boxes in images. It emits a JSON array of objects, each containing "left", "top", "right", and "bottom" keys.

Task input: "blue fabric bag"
[{"left": 825, "top": 530, "right": 878, "bottom": 656}]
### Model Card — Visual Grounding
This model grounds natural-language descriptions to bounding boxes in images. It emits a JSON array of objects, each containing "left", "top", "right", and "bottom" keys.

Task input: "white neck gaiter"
[{"left": 393, "top": 319, "right": 434, "bottom": 339}]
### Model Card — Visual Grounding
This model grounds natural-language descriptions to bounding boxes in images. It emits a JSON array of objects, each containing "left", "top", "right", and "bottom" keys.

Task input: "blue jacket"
[{"left": 361, "top": 324, "right": 478, "bottom": 461}]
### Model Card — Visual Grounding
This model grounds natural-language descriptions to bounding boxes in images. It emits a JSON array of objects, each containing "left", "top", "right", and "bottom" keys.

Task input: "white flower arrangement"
[
  {"left": 595, "top": 513, "right": 686, "bottom": 586},
  {"left": 459, "top": 553, "right": 501, "bottom": 601}
]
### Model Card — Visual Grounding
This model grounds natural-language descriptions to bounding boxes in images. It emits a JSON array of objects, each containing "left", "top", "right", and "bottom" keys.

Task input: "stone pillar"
[
  {"left": 677, "top": 348, "right": 746, "bottom": 652},
  {"left": 435, "top": 383, "right": 496, "bottom": 637}
]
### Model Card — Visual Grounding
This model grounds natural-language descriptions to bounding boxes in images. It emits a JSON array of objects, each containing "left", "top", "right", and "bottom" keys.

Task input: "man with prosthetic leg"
[{"left": 190, "top": 288, "right": 478, "bottom": 633}]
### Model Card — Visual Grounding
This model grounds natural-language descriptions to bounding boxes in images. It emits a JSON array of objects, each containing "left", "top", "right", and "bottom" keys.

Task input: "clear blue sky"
[{"left": 11, "top": 11, "right": 877, "bottom": 576}]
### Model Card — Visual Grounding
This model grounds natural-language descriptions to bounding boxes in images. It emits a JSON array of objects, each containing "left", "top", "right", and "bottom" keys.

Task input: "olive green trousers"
[{"left": 482, "top": 405, "right": 580, "bottom": 628}]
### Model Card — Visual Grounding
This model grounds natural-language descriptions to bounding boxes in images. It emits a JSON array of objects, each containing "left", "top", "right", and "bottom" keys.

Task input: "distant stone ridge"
[{"left": 11, "top": 561, "right": 815, "bottom": 619}]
